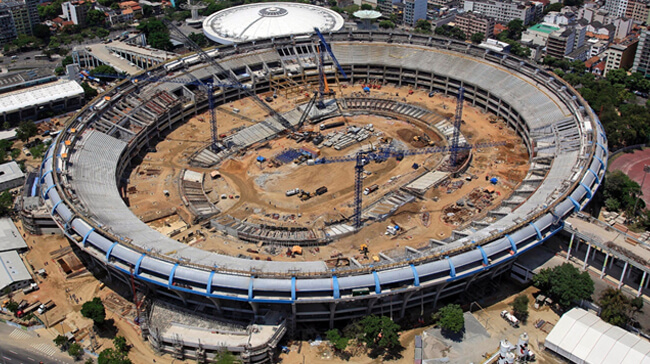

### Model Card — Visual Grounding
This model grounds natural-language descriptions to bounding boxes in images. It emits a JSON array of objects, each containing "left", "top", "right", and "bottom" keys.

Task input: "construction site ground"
[{"left": 125, "top": 85, "right": 529, "bottom": 264}]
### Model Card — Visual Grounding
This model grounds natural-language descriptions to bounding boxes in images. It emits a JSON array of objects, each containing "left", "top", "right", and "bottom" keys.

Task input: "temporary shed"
[{"left": 545, "top": 308, "right": 650, "bottom": 364}]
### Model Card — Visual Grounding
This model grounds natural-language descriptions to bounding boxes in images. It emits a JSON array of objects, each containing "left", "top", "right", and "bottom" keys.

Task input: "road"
[{"left": 0, "top": 322, "right": 73, "bottom": 364}]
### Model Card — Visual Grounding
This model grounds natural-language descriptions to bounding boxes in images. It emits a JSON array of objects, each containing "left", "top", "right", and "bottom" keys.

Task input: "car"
[
  {"left": 265, "top": 96, "right": 273, "bottom": 102},
  {"left": 428, "top": 91, "right": 436, "bottom": 97},
  {"left": 25, "top": 56, "right": 31, "bottom": 60}
]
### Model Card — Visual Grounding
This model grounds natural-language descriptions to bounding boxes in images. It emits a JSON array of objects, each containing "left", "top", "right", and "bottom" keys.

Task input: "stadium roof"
[
  {"left": 202, "top": 2, "right": 345, "bottom": 44},
  {"left": 545, "top": 308, "right": 650, "bottom": 364},
  {"left": 0, "top": 250, "right": 31, "bottom": 291},
  {"left": 0, "top": 217, "right": 27, "bottom": 253},
  {"left": 0, "top": 80, "right": 84, "bottom": 115}
]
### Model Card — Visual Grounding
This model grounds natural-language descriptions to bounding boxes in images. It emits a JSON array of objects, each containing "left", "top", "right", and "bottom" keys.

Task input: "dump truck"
[
  {"left": 17, "top": 301, "right": 41, "bottom": 318},
  {"left": 315, "top": 186, "right": 328, "bottom": 195},
  {"left": 286, "top": 188, "right": 300, "bottom": 197},
  {"left": 363, "top": 184, "right": 379, "bottom": 195},
  {"left": 319, "top": 121, "right": 345, "bottom": 130},
  {"left": 37, "top": 300, "right": 55, "bottom": 315}
]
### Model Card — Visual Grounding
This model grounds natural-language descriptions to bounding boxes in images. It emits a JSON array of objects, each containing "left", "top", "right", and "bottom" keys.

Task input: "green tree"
[
  {"left": 55, "top": 66, "right": 65, "bottom": 76},
  {"left": 214, "top": 350, "right": 239, "bottom": 364},
  {"left": 378, "top": 20, "right": 395, "bottom": 29},
  {"left": 62, "top": 55, "right": 74, "bottom": 67},
  {"left": 87, "top": 9, "right": 106, "bottom": 26},
  {"left": 98, "top": 348, "right": 131, "bottom": 364},
  {"left": 189, "top": 32, "right": 208, "bottom": 47},
  {"left": 16, "top": 121, "right": 37, "bottom": 142},
  {"left": 85, "top": 359, "right": 94, "bottom": 364},
  {"left": 148, "top": 32, "right": 173, "bottom": 51},
  {"left": 5, "top": 300, "right": 19, "bottom": 312},
  {"left": 0, "top": 191, "right": 14, "bottom": 216},
  {"left": 511, "top": 294, "right": 529, "bottom": 322},
  {"left": 532, "top": 263, "right": 594, "bottom": 308},
  {"left": 603, "top": 170, "right": 642, "bottom": 214},
  {"left": 470, "top": 32, "right": 485, "bottom": 44},
  {"left": 505, "top": 19, "right": 524, "bottom": 40},
  {"left": 325, "top": 329, "right": 349, "bottom": 351},
  {"left": 435, "top": 304, "right": 464, "bottom": 334},
  {"left": 361, "top": 3, "right": 373, "bottom": 10},
  {"left": 81, "top": 82, "right": 98, "bottom": 100},
  {"left": 68, "top": 343, "right": 83, "bottom": 359},
  {"left": 415, "top": 19, "right": 431, "bottom": 33},
  {"left": 90, "top": 65, "right": 119, "bottom": 79},
  {"left": 54, "top": 335, "right": 70, "bottom": 350},
  {"left": 544, "top": 2, "right": 564, "bottom": 13},
  {"left": 81, "top": 297, "right": 106, "bottom": 325},
  {"left": 113, "top": 336, "right": 128, "bottom": 353},
  {"left": 599, "top": 288, "right": 644, "bottom": 328},
  {"left": 95, "top": 28, "right": 110, "bottom": 39},
  {"left": 358, "top": 315, "right": 401, "bottom": 354},
  {"left": 32, "top": 24, "right": 52, "bottom": 41}
]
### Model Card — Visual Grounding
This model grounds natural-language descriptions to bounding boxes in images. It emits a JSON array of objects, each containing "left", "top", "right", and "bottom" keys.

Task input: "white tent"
[{"left": 545, "top": 308, "right": 650, "bottom": 364}]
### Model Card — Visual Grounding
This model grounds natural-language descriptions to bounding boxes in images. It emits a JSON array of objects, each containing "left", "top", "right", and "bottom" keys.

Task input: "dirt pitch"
[{"left": 608, "top": 148, "right": 650, "bottom": 205}]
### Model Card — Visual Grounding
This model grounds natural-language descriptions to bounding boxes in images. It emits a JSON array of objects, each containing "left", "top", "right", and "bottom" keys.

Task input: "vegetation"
[
  {"left": 532, "top": 263, "right": 594, "bottom": 308},
  {"left": 81, "top": 297, "right": 106, "bottom": 325},
  {"left": 68, "top": 342, "right": 84, "bottom": 360},
  {"left": 16, "top": 121, "right": 37, "bottom": 142},
  {"left": 434, "top": 25, "right": 466, "bottom": 41},
  {"left": 471, "top": 32, "right": 485, "bottom": 44},
  {"left": 602, "top": 170, "right": 643, "bottom": 214},
  {"left": 189, "top": 32, "right": 209, "bottom": 48},
  {"left": 378, "top": 20, "right": 396, "bottom": 29},
  {"left": 54, "top": 335, "right": 70, "bottom": 351},
  {"left": 511, "top": 294, "right": 529, "bottom": 322},
  {"left": 89, "top": 65, "right": 119, "bottom": 80},
  {"left": 414, "top": 19, "right": 432, "bottom": 34},
  {"left": 325, "top": 328, "right": 349, "bottom": 352},
  {"left": 81, "top": 82, "right": 99, "bottom": 100},
  {"left": 434, "top": 304, "right": 464, "bottom": 334},
  {"left": 598, "top": 288, "right": 644, "bottom": 328},
  {"left": 137, "top": 19, "right": 173, "bottom": 51},
  {"left": 214, "top": 350, "right": 240, "bottom": 364},
  {"left": 0, "top": 191, "right": 14, "bottom": 217},
  {"left": 113, "top": 336, "right": 128, "bottom": 353},
  {"left": 98, "top": 348, "right": 131, "bottom": 364},
  {"left": 358, "top": 315, "right": 402, "bottom": 359},
  {"left": 29, "top": 142, "right": 49, "bottom": 160},
  {"left": 5, "top": 300, "right": 19, "bottom": 313}
]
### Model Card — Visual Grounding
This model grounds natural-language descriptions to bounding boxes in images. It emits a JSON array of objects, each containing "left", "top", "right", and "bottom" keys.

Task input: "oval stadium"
[{"left": 37, "top": 31, "right": 607, "bottom": 362}]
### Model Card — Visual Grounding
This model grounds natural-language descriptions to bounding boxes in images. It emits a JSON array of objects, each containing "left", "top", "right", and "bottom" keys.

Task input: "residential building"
[
  {"left": 605, "top": 0, "right": 629, "bottom": 17},
  {"left": 403, "top": 0, "right": 427, "bottom": 26},
  {"left": 588, "top": 38, "right": 609, "bottom": 57},
  {"left": 454, "top": 11, "right": 495, "bottom": 39},
  {"left": 1, "top": 0, "right": 39, "bottom": 36},
  {"left": 632, "top": 29, "right": 650, "bottom": 76},
  {"left": 522, "top": 23, "right": 560, "bottom": 46},
  {"left": 581, "top": 7, "right": 611, "bottom": 23},
  {"left": 604, "top": 37, "right": 639, "bottom": 75},
  {"left": 625, "top": 0, "right": 650, "bottom": 23},
  {"left": 138, "top": 0, "right": 162, "bottom": 15},
  {"left": 547, "top": 28, "right": 577, "bottom": 58},
  {"left": 119, "top": 0, "right": 142, "bottom": 13},
  {"left": 61, "top": 1, "right": 90, "bottom": 27},
  {"left": 544, "top": 11, "right": 575, "bottom": 25},
  {"left": 377, "top": 0, "right": 393, "bottom": 16},
  {"left": 0, "top": 5, "right": 17, "bottom": 46},
  {"left": 463, "top": 0, "right": 543, "bottom": 26}
]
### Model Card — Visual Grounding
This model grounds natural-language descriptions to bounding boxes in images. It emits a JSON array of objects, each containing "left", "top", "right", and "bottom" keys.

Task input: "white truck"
[
  {"left": 500, "top": 310, "right": 520, "bottom": 327},
  {"left": 286, "top": 188, "right": 300, "bottom": 196}
]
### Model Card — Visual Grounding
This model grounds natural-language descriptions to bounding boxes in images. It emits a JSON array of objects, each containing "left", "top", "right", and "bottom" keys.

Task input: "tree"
[
  {"left": 470, "top": 32, "right": 485, "bottom": 44},
  {"left": 603, "top": 170, "right": 642, "bottom": 214},
  {"left": 214, "top": 351, "right": 239, "bottom": 364},
  {"left": 378, "top": 20, "right": 395, "bottom": 29},
  {"left": 16, "top": 121, "right": 37, "bottom": 142},
  {"left": 113, "top": 336, "right": 128, "bottom": 353},
  {"left": 325, "top": 329, "right": 349, "bottom": 351},
  {"left": 98, "top": 348, "right": 131, "bottom": 364},
  {"left": 81, "top": 82, "right": 98, "bottom": 100},
  {"left": 511, "top": 294, "right": 529, "bottom": 322},
  {"left": 148, "top": 32, "right": 174, "bottom": 51},
  {"left": 33, "top": 24, "right": 52, "bottom": 41},
  {"left": 85, "top": 359, "right": 94, "bottom": 364},
  {"left": 81, "top": 297, "right": 106, "bottom": 325},
  {"left": 361, "top": 4, "right": 373, "bottom": 10},
  {"left": 435, "top": 304, "right": 464, "bottom": 334},
  {"left": 358, "top": 315, "right": 401, "bottom": 353},
  {"left": 95, "top": 28, "right": 110, "bottom": 39},
  {"left": 505, "top": 19, "right": 524, "bottom": 40},
  {"left": 5, "top": 300, "right": 19, "bottom": 313},
  {"left": 599, "top": 288, "right": 644, "bottom": 328},
  {"left": 415, "top": 19, "right": 431, "bottom": 33},
  {"left": 0, "top": 191, "right": 14, "bottom": 216},
  {"left": 54, "top": 335, "right": 70, "bottom": 351},
  {"left": 68, "top": 343, "right": 83, "bottom": 359},
  {"left": 532, "top": 263, "right": 594, "bottom": 308},
  {"left": 189, "top": 32, "right": 208, "bottom": 48}
]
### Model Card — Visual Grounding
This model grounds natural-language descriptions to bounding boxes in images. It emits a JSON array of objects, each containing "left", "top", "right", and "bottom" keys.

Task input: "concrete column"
[
  {"left": 172, "top": 289, "right": 187, "bottom": 305},
  {"left": 627, "top": 266, "right": 633, "bottom": 279},
  {"left": 600, "top": 253, "right": 609, "bottom": 279},
  {"left": 433, "top": 283, "right": 448, "bottom": 308},
  {"left": 618, "top": 261, "right": 628, "bottom": 289},
  {"left": 249, "top": 301, "right": 259, "bottom": 315},
  {"left": 400, "top": 291, "right": 415, "bottom": 318},
  {"left": 638, "top": 272, "right": 647, "bottom": 297},
  {"left": 366, "top": 298, "right": 378, "bottom": 315},
  {"left": 610, "top": 255, "right": 614, "bottom": 269},
  {"left": 208, "top": 297, "right": 222, "bottom": 313},
  {"left": 566, "top": 232, "right": 575, "bottom": 261},
  {"left": 329, "top": 302, "right": 337, "bottom": 329},
  {"left": 583, "top": 244, "right": 592, "bottom": 270},
  {"left": 592, "top": 246, "right": 597, "bottom": 260}
]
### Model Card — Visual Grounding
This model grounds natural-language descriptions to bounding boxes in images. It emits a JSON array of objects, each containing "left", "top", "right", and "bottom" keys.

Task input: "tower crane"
[
  {"left": 450, "top": 87, "right": 465, "bottom": 167},
  {"left": 93, "top": 72, "right": 245, "bottom": 151},
  {"left": 313, "top": 28, "right": 348, "bottom": 109},
  {"left": 163, "top": 20, "right": 297, "bottom": 132},
  {"left": 309, "top": 141, "right": 505, "bottom": 229}
]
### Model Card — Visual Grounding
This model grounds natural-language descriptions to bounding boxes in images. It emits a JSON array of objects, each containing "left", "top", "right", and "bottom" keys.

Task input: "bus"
[{"left": 35, "top": 54, "right": 50, "bottom": 61}]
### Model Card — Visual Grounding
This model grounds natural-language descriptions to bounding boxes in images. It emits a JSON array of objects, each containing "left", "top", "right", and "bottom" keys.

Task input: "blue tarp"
[
  {"left": 363, "top": 87, "right": 371, "bottom": 92},
  {"left": 256, "top": 156, "right": 266, "bottom": 162},
  {"left": 490, "top": 177, "right": 498, "bottom": 184}
]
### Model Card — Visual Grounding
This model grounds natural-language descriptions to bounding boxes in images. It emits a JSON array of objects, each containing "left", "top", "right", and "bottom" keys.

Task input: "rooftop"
[
  {"left": 0, "top": 161, "right": 25, "bottom": 185},
  {"left": 529, "top": 23, "right": 561, "bottom": 34},
  {"left": 0, "top": 80, "right": 84, "bottom": 115},
  {"left": 0, "top": 250, "right": 31, "bottom": 291},
  {"left": 0, "top": 217, "right": 27, "bottom": 253}
]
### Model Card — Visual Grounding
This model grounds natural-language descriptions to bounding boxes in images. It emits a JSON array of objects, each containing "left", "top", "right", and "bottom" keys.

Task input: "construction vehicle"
[
  {"left": 286, "top": 188, "right": 300, "bottom": 196},
  {"left": 359, "top": 244, "right": 369, "bottom": 259},
  {"left": 320, "top": 121, "right": 345, "bottom": 130},
  {"left": 37, "top": 300, "right": 55, "bottom": 315},
  {"left": 363, "top": 184, "right": 379, "bottom": 195},
  {"left": 299, "top": 191, "right": 311, "bottom": 201},
  {"left": 22, "top": 283, "right": 39, "bottom": 294},
  {"left": 17, "top": 301, "right": 41, "bottom": 318},
  {"left": 500, "top": 310, "right": 520, "bottom": 328},
  {"left": 315, "top": 186, "right": 328, "bottom": 195}
]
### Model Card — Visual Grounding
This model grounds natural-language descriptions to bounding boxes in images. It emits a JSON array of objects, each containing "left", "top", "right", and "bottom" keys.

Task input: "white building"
[
  {"left": 61, "top": 1, "right": 89, "bottom": 26},
  {"left": 0, "top": 250, "right": 32, "bottom": 292},
  {"left": 605, "top": 0, "right": 629, "bottom": 18},
  {"left": 463, "top": 0, "right": 543, "bottom": 25},
  {"left": 0, "top": 161, "right": 25, "bottom": 192}
]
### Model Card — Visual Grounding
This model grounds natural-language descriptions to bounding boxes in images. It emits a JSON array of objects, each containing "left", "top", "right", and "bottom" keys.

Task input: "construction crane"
[
  {"left": 94, "top": 72, "right": 245, "bottom": 151},
  {"left": 449, "top": 87, "right": 465, "bottom": 168},
  {"left": 309, "top": 141, "right": 505, "bottom": 228},
  {"left": 314, "top": 27, "right": 348, "bottom": 109},
  {"left": 163, "top": 19, "right": 297, "bottom": 131}
]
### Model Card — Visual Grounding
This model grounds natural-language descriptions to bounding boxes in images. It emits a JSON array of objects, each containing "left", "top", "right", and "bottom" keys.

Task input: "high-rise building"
[
  {"left": 547, "top": 28, "right": 577, "bottom": 59},
  {"left": 632, "top": 29, "right": 650, "bottom": 77},
  {"left": 0, "top": 5, "right": 17, "bottom": 46},
  {"left": 624, "top": 0, "right": 650, "bottom": 23},
  {"left": 454, "top": 11, "right": 495, "bottom": 39},
  {"left": 1, "top": 0, "right": 39, "bottom": 36},
  {"left": 403, "top": 0, "right": 426, "bottom": 26},
  {"left": 604, "top": 38, "right": 638, "bottom": 76},
  {"left": 605, "top": 0, "right": 629, "bottom": 17},
  {"left": 376, "top": 0, "right": 393, "bottom": 17},
  {"left": 61, "top": 1, "right": 89, "bottom": 27},
  {"left": 463, "top": 0, "right": 543, "bottom": 25}
]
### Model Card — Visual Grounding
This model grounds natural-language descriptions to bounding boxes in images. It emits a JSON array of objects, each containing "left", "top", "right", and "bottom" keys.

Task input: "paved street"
[{"left": 0, "top": 322, "right": 73, "bottom": 364}]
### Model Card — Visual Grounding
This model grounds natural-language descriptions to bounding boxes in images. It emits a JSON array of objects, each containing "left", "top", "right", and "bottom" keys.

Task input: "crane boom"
[
  {"left": 164, "top": 19, "right": 295, "bottom": 131},
  {"left": 450, "top": 87, "right": 465, "bottom": 167},
  {"left": 314, "top": 28, "right": 348, "bottom": 79}
]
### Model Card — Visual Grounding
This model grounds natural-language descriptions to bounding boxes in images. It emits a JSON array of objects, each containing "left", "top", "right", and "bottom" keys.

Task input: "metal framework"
[{"left": 450, "top": 87, "right": 465, "bottom": 167}]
